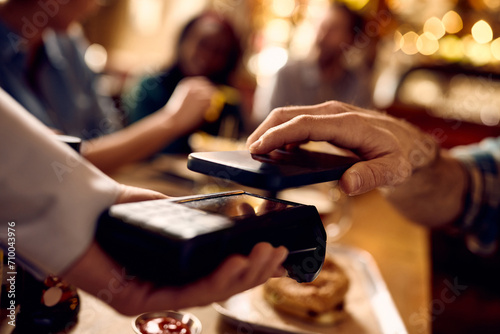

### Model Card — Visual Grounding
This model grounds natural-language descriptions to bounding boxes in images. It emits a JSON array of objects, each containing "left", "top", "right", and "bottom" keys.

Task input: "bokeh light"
[
  {"left": 463, "top": 34, "right": 492, "bottom": 65},
  {"left": 491, "top": 37, "right": 500, "bottom": 60},
  {"left": 84, "top": 43, "right": 108, "bottom": 73},
  {"left": 438, "top": 35, "right": 464, "bottom": 61},
  {"left": 263, "top": 19, "right": 292, "bottom": 45},
  {"left": 340, "top": 0, "right": 371, "bottom": 11},
  {"left": 248, "top": 46, "right": 289, "bottom": 77},
  {"left": 271, "top": 0, "right": 296, "bottom": 17},
  {"left": 417, "top": 32, "right": 439, "bottom": 55},
  {"left": 471, "top": 20, "right": 493, "bottom": 44},
  {"left": 423, "top": 17, "right": 445, "bottom": 39},
  {"left": 394, "top": 30, "right": 403, "bottom": 51},
  {"left": 400, "top": 31, "right": 419, "bottom": 55},
  {"left": 442, "top": 10, "right": 463, "bottom": 34}
]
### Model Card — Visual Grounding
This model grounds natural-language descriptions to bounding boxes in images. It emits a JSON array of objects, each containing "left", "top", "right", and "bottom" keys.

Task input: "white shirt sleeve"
[{"left": 0, "top": 88, "right": 121, "bottom": 279}]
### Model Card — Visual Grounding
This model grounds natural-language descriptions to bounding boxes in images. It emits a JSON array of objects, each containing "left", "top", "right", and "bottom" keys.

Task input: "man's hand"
[{"left": 247, "top": 101, "right": 439, "bottom": 196}]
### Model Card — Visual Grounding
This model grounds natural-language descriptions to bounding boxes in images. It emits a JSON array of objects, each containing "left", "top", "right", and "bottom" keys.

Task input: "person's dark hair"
[
  {"left": 332, "top": 2, "right": 365, "bottom": 39},
  {"left": 175, "top": 11, "right": 242, "bottom": 84}
]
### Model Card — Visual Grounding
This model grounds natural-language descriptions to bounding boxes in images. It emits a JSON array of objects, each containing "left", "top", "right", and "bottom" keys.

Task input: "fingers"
[
  {"left": 248, "top": 112, "right": 383, "bottom": 155},
  {"left": 158, "top": 243, "right": 287, "bottom": 310},
  {"left": 115, "top": 184, "right": 168, "bottom": 204},
  {"left": 247, "top": 101, "right": 358, "bottom": 148},
  {"left": 241, "top": 243, "right": 288, "bottom": 286},
  {"left": 246, "top": 106, "right": 418, "bottom": 196},
  {"left": 209, "top": 243, "right": 288, "bottom": 295},
  {"left": 339, "top": 156, "right": 412, "bottom": 196},
  {"left": 86, "top": 242, "right": 289, "bottom": 314}
]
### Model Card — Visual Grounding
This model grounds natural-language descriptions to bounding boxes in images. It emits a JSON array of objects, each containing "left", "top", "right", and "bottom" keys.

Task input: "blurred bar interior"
[
  {"left": 1, "top": 0, "right": 499, "bottom": 332},
  {"left": 79, "top": 0, "right": 500, "bottom": 147},
  {"left": 77, "top": 1, "right": 500, "bottom": 332}
]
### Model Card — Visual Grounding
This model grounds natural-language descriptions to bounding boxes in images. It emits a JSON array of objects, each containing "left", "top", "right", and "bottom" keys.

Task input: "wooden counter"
[{"left": 0, "top": 155, "right": 430, "bottom": 334}]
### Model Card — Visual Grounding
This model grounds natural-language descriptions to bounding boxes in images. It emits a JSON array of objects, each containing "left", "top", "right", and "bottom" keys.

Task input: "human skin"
[
  {"left": 62, "top": 184, "right": 288, "bottom": 315},
  {"left": 247, "top": 101, "right": 468, "bottom": 228},
  {"left": 0, "top": 0, "right": 218, "bottom": 174}
]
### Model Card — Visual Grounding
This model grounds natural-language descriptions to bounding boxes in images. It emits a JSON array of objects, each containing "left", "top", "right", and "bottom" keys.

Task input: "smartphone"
[
  {"left": 187, "top": 148, "right": 359, "bottom": 191},
  {"left": 95, "top": 190, "right": 326, "bottom": 286}
]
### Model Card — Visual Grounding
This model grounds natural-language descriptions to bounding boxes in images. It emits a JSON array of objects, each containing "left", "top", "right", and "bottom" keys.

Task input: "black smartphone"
[
  {"left": 95, "top": 190, "right": 326, "bottom": 286},
  {"left": 187, "top": 148, "right": 359, "bottom": 191}
]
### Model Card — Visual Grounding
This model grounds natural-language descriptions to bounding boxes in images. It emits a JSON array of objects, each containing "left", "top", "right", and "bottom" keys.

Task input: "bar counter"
[{"left": 0, "top": 155, "right": 430, "bottom": 334}]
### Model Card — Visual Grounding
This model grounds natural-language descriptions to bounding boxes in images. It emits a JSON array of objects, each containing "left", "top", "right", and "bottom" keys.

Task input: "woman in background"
[
  {"left": 123, "top": 11, "right": 246, "bottom": 154},
  {"left": 0, "top": 0, "right": 216, "bottom": 173}
]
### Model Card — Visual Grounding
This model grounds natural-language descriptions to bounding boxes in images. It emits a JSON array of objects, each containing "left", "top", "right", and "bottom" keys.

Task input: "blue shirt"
[
  {"left": 0, "top": 22, "right": 121, "bottom": 139},
  {"left": 452, "top": 137, "right": 500, "bottom": 255}
]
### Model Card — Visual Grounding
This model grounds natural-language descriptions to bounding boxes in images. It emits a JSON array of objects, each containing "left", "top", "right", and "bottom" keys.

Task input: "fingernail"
[
  {"left": 249, "top": 139, "right": 261, "bottom": 152},
  {"left": 347, "top": 170, "right": 361, "bottom": 196}
]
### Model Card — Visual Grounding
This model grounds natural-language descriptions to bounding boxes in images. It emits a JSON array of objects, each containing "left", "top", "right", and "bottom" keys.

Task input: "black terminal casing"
[{"left": 95, "top": 191, "right": 326, "bottom": 286}]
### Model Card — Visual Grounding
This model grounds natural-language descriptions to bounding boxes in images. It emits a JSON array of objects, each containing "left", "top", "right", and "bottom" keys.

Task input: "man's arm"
[{"left": 383, "top": 150, "right": 468, "bottom": 227}]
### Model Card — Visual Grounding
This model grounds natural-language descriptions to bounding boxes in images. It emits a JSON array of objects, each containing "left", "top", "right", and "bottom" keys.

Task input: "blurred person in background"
[
  {"left": 252, "top": 3, "right": 374, "bottom": 129},
  {"left": 122, "top": 11, "right": 246, "bottom": 154},
  {"left": 0, "top": 0, "right": 216, "bottom": 173}
]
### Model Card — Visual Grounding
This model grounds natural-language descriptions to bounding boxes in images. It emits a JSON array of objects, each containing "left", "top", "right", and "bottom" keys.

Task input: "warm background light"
[
  {"left": 271, "top": 0, "right": 296, "bottom": 17},
  {"left": 400, "top": 31, "right": 419, "bottom": 55},
  {"left": 442, "top": 10, "right": 463, "bottom": 34},
  {"left": 248, "top": 46, "right": 288, "bottom": 79},
  {"left": 341, "top": 0, "right": 371, "bottom": 10},
  {"left": 471, "top": 20, "right": 493, "bottom": 44},
  {"left": 438, "top": 35, "right": 464, "bottom": 61},
  {"left": 423, "top": 17, "right": 445, "bottom": 39},
  {"left": 491, "top": 37, "right": 500, "bottom": 60},
  {"left": 417, "top": 32, "right": 439, "bottom": 55},
  {"left": 263, "top": 19, "right": 292, "bottom": 45},
  {"left": 393, "top": 30, "right": 403, "bottom": 51},
  {"left": 84, "top": 43, "right": 108, "bottom": 73},
  {"left": 463, "top": 34, "right": 492, "bottom": 65},
  {"left": 484, "top": 0, "right": 500, "bottom": 10}
]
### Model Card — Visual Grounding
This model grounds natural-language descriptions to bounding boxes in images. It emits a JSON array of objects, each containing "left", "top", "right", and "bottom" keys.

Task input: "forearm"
[
  {"left": 385, "top": 150, "right": 468, "bottom": 228},
  {"left": 82, "top": 111, "right": 190, "bottom": 173}
]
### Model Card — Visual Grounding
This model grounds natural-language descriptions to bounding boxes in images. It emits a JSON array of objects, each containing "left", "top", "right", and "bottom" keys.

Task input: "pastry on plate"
[{"left": 263, "top": 254, "right": 349, "bottom": 325}]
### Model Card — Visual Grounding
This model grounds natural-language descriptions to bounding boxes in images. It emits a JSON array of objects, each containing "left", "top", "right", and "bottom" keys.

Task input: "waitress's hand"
[
  {"left": 61, "top": 184, "right": 288, "bottom": 315},
  {"left": 62, "top": 241, "right": 287, "bottom": 315}
]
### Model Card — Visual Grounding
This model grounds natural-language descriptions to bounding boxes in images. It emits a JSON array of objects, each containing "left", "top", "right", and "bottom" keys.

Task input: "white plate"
[{"left": 213, "top": 245, "right": 408, "bottom": 334}]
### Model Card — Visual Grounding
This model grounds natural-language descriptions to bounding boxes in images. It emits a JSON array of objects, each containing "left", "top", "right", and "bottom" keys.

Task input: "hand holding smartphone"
[{"left": 187, "top": 148, "right": 359, "bottom": 191}]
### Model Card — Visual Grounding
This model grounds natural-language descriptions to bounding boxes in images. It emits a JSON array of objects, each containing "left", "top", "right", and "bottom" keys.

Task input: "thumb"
[{"left": 339, "top": 157, "right": 412, "bottom": 196}]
